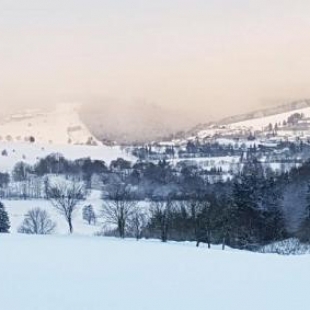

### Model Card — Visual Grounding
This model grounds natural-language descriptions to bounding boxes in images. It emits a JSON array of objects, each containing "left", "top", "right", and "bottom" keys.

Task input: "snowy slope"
[
  {"left": 194, "top": 105, "right": 310, "bottom": 140},
  {"left": 0, "top": 141, "right": 134, "bottom": 172},
  {"left": 0, "top": 234, "right": 309, "bottom": 310},
  {"left": 229, "top": 106, "right": 310, "bottom": 130},
  {"left": 0, "top": 103, "right": 100, "bottom": 145}
]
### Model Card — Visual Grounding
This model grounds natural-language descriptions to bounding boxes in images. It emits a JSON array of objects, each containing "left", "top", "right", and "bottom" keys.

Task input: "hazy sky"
[{"left": 1, "top": 0, "right": 310, "bottom": 121}]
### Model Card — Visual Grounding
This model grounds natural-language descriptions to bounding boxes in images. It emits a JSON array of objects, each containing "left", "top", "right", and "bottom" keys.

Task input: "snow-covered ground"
[
  {"left": 0, "top": 234, "right": 308, "bottom": 310},
  {"left": 3, "top": 191, "right": 150, "bottom": 235}
]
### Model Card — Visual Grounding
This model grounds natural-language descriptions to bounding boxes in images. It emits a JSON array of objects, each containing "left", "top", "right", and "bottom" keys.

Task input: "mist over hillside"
[
  {"left": 80, "top": 99, "right": 310, "bottom": 144},
  {"left": 2, "top": 99, "right": 310, "bottom": 145},
  {"left": 80, "top": 100, "right": 196, "bottom": 144}
]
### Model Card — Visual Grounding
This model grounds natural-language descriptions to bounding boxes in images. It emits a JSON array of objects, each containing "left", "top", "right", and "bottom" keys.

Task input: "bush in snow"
[
  {"left": 82, "top": 205, "right": 97, "bottom": 225},
  {"left": 18, "top": 208, "right": 56, "bottom": 235},
  {"left": 0, "top": 202, "right": 10, "bottom": 233},
  {"left": 259, "top": 238, "right": 310, "bottom": 255}
]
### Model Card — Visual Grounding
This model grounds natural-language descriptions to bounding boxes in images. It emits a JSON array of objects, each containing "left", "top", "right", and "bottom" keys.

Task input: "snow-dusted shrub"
[
  {"left": 18, "top": 208, "right": 56, "bottom": 235},
  {"left": 259, "top": 238, "right": 310, "bottom": 255},
  {"left": 82, "top": 205, "right": 97, "bottom": 225},
  {"left": 0, "top": 202, "right": 10, "bottom": 233}
]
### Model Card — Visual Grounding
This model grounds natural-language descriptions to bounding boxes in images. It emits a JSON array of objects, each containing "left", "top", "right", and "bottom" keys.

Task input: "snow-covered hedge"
[{"left": 259, "top": 238, "right": 310, "bottom": 255}]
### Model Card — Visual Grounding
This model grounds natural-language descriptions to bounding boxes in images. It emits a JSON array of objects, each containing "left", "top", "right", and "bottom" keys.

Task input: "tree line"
[{"left": 1, "top": 153, "right": 310, "bottom": 250}]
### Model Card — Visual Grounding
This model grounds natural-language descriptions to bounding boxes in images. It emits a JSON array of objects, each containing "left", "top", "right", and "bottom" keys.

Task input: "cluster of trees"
[
  {"left": 132, "top": 142, "right": 243, "bottom": 160},
  {"left": 0, "top": 179, "right": 89, "bottom": 235},
  {"left": 265, "top": 112, "right": 305, "bottom": 130},
  {"left": 131, "top": 140, "right": 310, "bottom": 176},
  {"left": 99, "top": 162, "right": 288, "bottom": 250},
  {"left": 287, "top": 112, "right": 304, "bottom": 125},
  {"left": 98, "top": 159, "right": 310, "bottom": 249},
  {"left": 1, "top": 154, "right": 207, "bottom": 199}
]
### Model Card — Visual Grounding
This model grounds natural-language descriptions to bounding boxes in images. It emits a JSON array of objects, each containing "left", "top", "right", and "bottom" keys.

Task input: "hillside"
[
  {"left": 0, "top": 103, "right": 99, "bottom": 145},
  {"left": 185, "top": 100, "right": 310, "bottom": 141},
  {"left": 0, "top": 103, "right": 136, "bottom": 172},
  {"left": 219, "top": 100, "right": 310, "bottom": 125},
  {"left": 190, "top": 100, "right": 310, "bottom": 134}
]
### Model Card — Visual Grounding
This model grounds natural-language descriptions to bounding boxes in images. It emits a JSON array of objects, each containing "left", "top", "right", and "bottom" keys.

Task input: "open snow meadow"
[
  {"left": 1, "top": 188, "right": 308, "bottom": 310},
  {"left": 0, "top": 234, "right": 309, "bottom": 310}
]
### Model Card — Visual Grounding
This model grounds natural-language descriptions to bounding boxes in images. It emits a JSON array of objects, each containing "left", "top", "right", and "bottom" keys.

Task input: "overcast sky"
[{"left": 1, "top": 0, "right": 310, "bottom": 121}]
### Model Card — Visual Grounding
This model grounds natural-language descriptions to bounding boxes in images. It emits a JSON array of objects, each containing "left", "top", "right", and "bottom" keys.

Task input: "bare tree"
[
  {"left": 185, "top": 198, "right": 201, "bottom": 246},
  {"left": 48, "top": 180, "right": 86, "bottom": 233},
  {"left": 128, "top": 206, "right": 148, "bottom": 240},
  {"left": 150, "top": 199, "right": 174, "bottom": 242},
  {"left": 195, "top": 200, "right": 213, "bottom": 248},
  {"left": 18, "top": 208, "right": 56, "bottom": 234},
  {"left": 101, "top": 184, "right": 137, "bottom": 238}
]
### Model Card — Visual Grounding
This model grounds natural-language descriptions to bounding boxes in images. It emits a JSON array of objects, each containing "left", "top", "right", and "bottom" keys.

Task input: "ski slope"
[{"left": 0, "top": 234, "right": 308, "bottom": 310}]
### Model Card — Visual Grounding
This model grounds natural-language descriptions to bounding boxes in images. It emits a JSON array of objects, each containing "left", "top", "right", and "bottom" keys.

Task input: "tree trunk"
[
  {"left": 68, "top": 217, "right": 73, "bottom": 234},
  {"left": 207, "top": 231, "right": 211, "bottom": 249},
  {"left": 119, "top": 220, "right": 125, "bottom": 238},
  {"left": 161, "top": 226, "right": 168, "bottom": 242}
]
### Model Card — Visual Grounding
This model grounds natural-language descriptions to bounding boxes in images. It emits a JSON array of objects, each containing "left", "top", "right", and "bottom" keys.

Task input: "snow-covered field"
[
  {"left": 0, "top": 234, "right": 308, "bottom": 310},
  {"left": 3, "top": 191, "right": 150, "bottom": 235},
  {"left": 1, "top": 192, "right": 308, "bottom": 310},
  {"left": 0, "top": 141, "right": 134, "bottom": 172},
  {"left": 3, "top": 191, "right": 102, "bottom": 235}
]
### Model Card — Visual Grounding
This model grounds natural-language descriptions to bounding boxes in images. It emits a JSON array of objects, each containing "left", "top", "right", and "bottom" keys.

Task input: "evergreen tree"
[
  {"left": 297, "top": 182, "right": 310, "bottom": 242},
  {"left": 230, "top": 160, "right": 264, "bottom": 248},
  {"left": 261, "top": 176, "right": 287, "bottom": 243},
  {"left": 0, "top": 202, "right": 10, "bottom": 233},
  {"left": 216, "top": 194, "right": 234, "bottom": 250}
]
